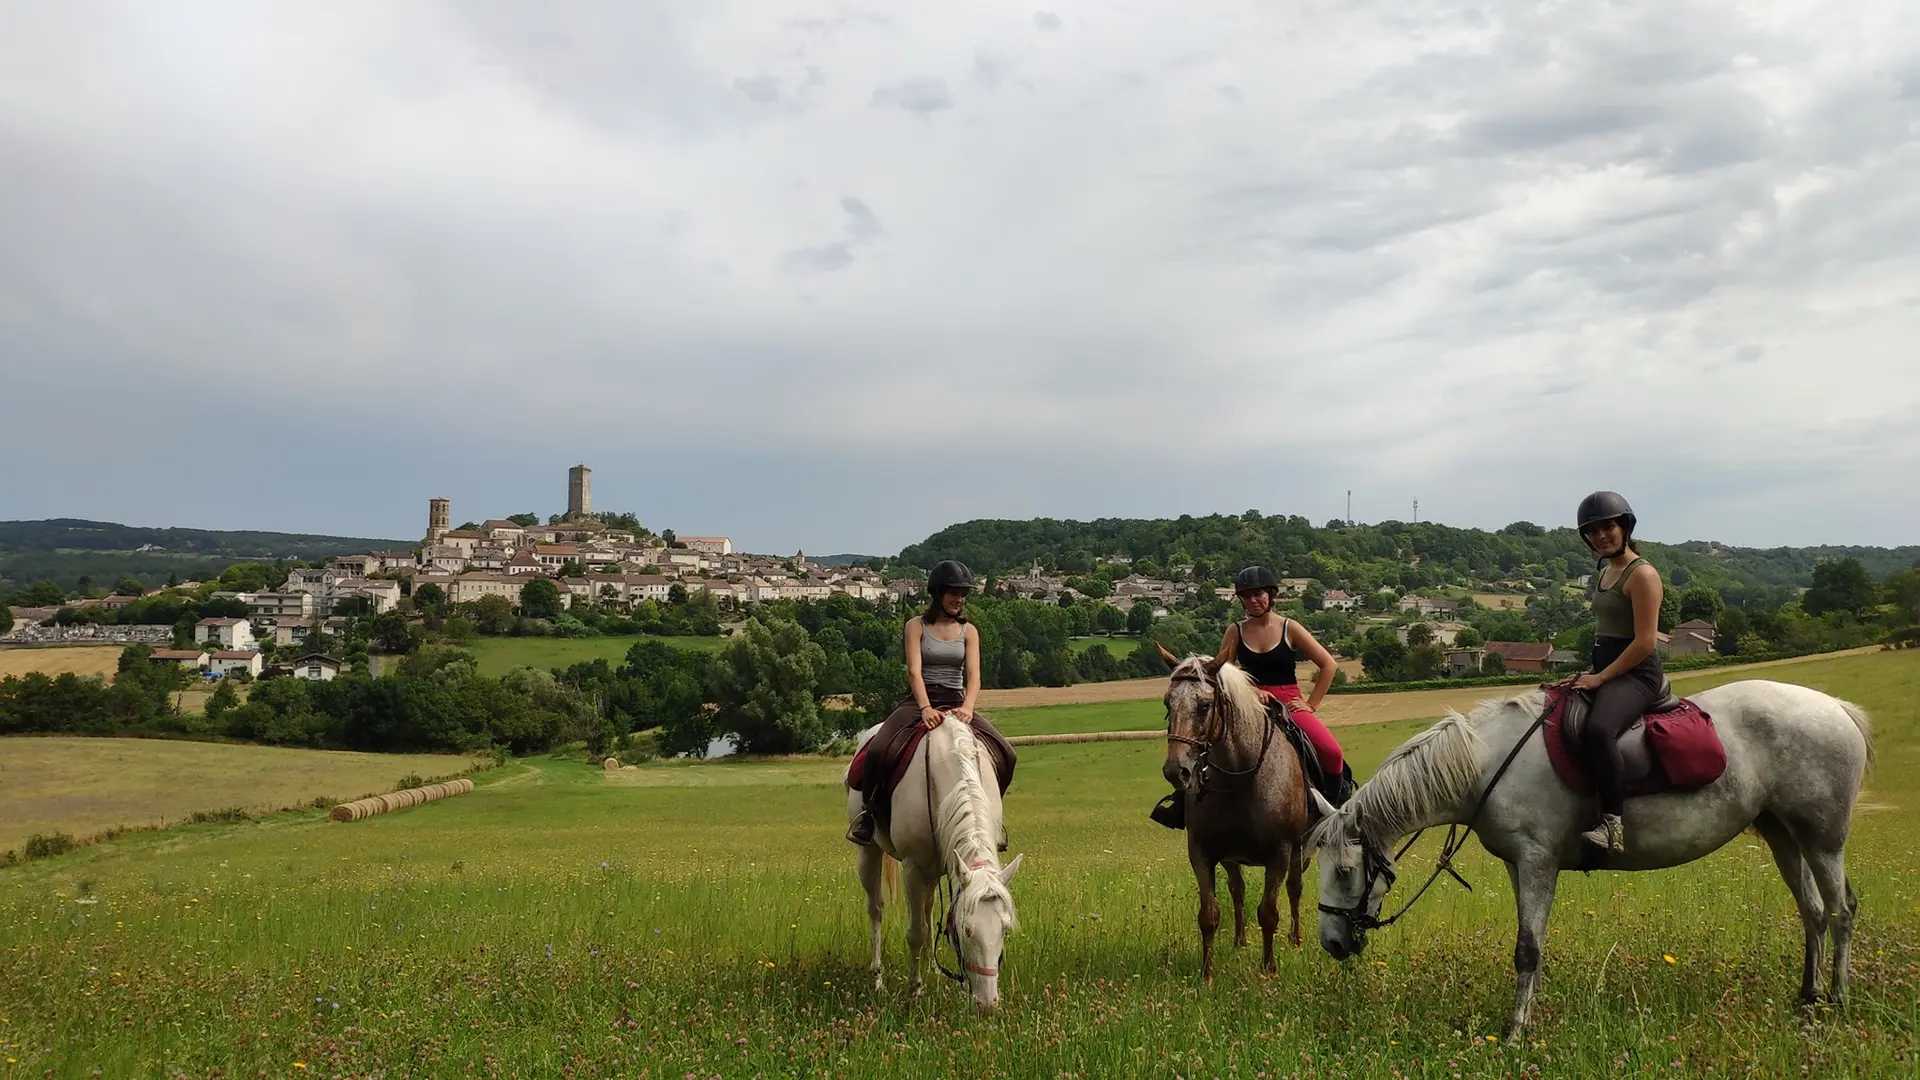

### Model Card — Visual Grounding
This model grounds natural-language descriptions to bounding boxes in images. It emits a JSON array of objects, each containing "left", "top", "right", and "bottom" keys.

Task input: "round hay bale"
[
  {"left": 331, "top": 804, "right": 354, "bottom": 822},
  {"left": 377, "top": 794, "right": 402, "bottom": 813},
  {"left": 452, "top": 778, "right": 473, "bottom": 794},
  {"left": 603, "top": 756, "right": 620, "bottom": 771}
]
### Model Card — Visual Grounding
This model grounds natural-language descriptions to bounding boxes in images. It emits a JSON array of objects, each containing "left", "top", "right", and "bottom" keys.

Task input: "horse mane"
[
  {"left": 1169, "top": 656, "right": 1267, "bottom": 738},
  {"left": 934, "top": 719, "right": 1015, "bottom": 927},
  {"left": 1314, "top": 692, "right": 1525, "bottom": 849}
]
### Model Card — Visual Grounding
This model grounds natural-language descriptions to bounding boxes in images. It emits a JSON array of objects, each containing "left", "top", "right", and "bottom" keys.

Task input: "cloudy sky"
[{"left": 3, "top": 2, "right": 1917, "bottom": 555}]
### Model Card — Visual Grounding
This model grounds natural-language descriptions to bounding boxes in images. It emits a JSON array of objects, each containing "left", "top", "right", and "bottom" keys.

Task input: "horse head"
[
  {"left": 1307, "top": 788, "right": 1395, "bottom": 959},
  {"left": 951, "top": 853, "right": 1024, "bottom": 1010},
  {"left": 1158, "top": 644, "right": 1228, "bottom": 794}
]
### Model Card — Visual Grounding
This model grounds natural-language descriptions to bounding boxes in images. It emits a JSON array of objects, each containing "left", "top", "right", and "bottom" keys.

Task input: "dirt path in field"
[{"left": 980, "top": 646, "right": 1884, "bottom": 728}]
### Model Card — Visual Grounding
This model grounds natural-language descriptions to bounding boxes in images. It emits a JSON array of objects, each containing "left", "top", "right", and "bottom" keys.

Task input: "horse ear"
[
  {"left": 1155, "top": 642, "right": 1180, "bottom": 669},
  {"left": 1202, "top": 654, "right": 1226, "bottom": 676},
  {"left": 1308, "top": 789, "right": 1339, "bottom": 832},
  {"left": 998, "top": 852, "right": 1024, "bottom": 885}
]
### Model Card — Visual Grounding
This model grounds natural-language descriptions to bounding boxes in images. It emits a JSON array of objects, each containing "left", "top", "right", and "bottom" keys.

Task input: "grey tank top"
[{"left": 920, "top": 624, "right": 967, "bottom": 690}]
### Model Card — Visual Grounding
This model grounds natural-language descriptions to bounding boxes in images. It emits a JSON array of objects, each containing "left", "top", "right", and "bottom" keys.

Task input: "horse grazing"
[
  {"left": 1160, "top": 647, "right": 1312, "bottom": 980},
  {"left": 1308, "top": 679, "right": 1873, "bottom": 1034},
  {"left": 848, "top": 714, "right": 1024, "bottom": 1011}
]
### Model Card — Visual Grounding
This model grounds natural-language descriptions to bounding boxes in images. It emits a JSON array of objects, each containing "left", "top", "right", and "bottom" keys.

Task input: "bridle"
[
  {"left": 1165, "top": 665, "right": 1275, "bottom": 795},
  {"left": 1316, "top": 698, "right": 1551, "bottom": 934}
]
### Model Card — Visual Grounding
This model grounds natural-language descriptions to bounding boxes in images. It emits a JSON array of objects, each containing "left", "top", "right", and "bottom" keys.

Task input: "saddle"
[
  {"left": 846, "top": 715, "right": 1016, "bottom": 830},
  {"left": 1541, "top": 682, "right": 1727, "bottom": 797}
]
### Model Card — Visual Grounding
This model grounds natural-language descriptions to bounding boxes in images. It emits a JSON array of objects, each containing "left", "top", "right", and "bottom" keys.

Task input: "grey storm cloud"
[{"left": 1, "top": 0, "right": 1918, "bottom": 555}]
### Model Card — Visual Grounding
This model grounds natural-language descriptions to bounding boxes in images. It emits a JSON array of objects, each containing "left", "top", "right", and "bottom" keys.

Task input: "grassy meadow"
[
  {"left": 462, "top": 633, "right": 725, "bottom": 676},
  {"left": 1068, "top": 634, "right": 1140, "bottom": 655},
  {"left": 0, "top": 738, "right": 481, "bottom": 854},
  {"left": 1, "top": 650, "right": 1917, "bottom": 1077}
]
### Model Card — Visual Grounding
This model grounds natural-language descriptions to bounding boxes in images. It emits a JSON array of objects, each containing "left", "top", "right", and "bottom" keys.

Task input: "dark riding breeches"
[{"left": 1580, "top": 662, "right": 1664, "bottom": 817}]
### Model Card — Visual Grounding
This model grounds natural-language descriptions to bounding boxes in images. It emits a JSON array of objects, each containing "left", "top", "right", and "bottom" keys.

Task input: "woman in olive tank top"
[{"left": 1570, "top": 491, "right": 1666, "bottom": 854}]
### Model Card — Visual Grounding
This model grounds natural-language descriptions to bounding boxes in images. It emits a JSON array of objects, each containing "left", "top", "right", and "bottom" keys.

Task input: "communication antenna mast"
[
  {"left": 1346, "top": 490, "right": 1352, "bottom": 526},
  {"left": 1413, "top": 498, "right": 1419, "bottom": 523}
]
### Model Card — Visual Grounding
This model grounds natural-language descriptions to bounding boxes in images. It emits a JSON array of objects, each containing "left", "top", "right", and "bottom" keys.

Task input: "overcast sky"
[{"left": 2, "top": 2, "right": 1917, "bottom": 556}]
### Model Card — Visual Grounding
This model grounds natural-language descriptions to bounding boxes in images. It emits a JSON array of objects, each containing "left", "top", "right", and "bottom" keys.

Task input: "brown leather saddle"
[{"left": 1558, "top": 679, "right": 1682, "bottom": 786}]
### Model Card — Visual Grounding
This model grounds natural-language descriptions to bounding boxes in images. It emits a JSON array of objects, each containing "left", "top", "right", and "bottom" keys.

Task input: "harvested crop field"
[
  {"left": 0, "top": 645, "right": 123, "bottom": 682},
  {"left": 0, "top": 737, "right": 481, "bottom": 854}
]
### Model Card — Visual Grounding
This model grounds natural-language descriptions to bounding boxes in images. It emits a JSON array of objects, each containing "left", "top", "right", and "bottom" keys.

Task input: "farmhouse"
[
  {"left": 1445, "top": 648, "right": 1485, "bottom": 677},
  {"left": 1321, "top": 589, "right": 1357, "bottom": 611},
  {"left": 209, "top": 651, "right": 264, "bottom": 678},
  {"left": 195, "top": 618, "right": 256, "bottom": 651},
  {"left": 150, "top": 649, "right": 209, "bottom": 669},
  {"left": 1665, "top": 619, "right": 1718, "bottom": 657},
  {"left": 1483, "top": 641, "right": 1553, "bottom": 673},
  {"left": 286, "top": 654, "right": 343, "bottom": 681}
]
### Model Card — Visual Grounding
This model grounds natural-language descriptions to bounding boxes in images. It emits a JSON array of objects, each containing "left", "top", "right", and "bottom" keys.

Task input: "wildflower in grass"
[{"left": 1663, "top": 954, "right": 1677, "bottom": 964}]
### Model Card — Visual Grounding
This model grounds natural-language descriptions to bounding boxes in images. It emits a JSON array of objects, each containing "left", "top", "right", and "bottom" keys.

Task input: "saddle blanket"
[{"left": 1541, "top": 683, "right": 1727, "bottom": 797}]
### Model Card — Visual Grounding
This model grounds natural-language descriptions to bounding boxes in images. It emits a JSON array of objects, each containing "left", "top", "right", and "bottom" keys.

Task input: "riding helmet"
[
  {"left": 1234, "top": 565, "right": 1280, "bottom": 596},
  {"left": 928, "top": 560, "right": 975, "bottom": 595},
  {"left": 1576, "top": 491, "right": 1637, "bottom": 553}
]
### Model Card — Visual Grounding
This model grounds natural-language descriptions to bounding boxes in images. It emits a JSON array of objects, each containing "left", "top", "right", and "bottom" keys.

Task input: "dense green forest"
[
  {"left": 896, "top": 514, "right": 1920, "bottom": 599},
  {"left": 0, "top": 519, "right": 410, "bottom": 594}
]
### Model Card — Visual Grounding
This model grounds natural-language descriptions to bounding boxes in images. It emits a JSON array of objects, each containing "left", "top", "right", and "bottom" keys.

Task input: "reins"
[
  {"left": 1165, "top": 668, "right": 1277, "bottom": 795},
  {"left": 1321, "top": 703, "right": 1552, "bottom": 932}
]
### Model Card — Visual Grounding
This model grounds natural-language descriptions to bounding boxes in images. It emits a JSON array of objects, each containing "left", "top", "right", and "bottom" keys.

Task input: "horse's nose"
[
  {"left": 1323, "top": 935, "right": 1348, "bottom": 961},
  {"left": 1162, "top": 760, "right": 1188, "bottom": 788}
]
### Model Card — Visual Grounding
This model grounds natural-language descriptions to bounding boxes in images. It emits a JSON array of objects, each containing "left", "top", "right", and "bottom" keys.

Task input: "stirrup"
[
  {"left": 845, "top": 809, "right": 876, "bottom": 846},
  {"left": 1580, "top": 814, "right": 1624, "bottom": 853},
  {"left": 1150, "top": 793, "right": 1186, "bottom": 830}
]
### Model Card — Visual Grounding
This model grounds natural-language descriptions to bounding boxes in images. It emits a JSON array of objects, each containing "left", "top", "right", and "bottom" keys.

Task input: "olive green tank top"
[{"left": 1592, "top": 556, "right": 1646, "bottom": 639}]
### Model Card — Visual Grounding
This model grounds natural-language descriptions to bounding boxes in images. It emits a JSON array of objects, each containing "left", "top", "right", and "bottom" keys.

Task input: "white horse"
[
  {"left": 848, "top": 714, "right": 1024, "bottom": 1010},
  {"left": 1308, "top": 679, "right": 1872, "bottom": 1034}
]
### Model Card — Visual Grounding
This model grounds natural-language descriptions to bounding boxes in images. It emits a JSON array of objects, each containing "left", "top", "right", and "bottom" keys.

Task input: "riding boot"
[
  {"left": 1580, "top": 813, "right": 1624, "bottom": 853},
  {"left": 1150, "top": 791, "right": 1186, "bottom": 830},
  {"left": 845, "top": 807, "right": 877, "bottom": 846}
]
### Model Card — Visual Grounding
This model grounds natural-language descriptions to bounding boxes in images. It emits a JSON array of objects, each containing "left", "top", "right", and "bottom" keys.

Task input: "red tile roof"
[{"left": 1483, "top": 641, "right": 1553, "bottom": 662}]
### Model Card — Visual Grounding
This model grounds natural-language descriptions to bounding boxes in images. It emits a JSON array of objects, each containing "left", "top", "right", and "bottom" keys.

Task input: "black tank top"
[{"left": 1235, "top": 619, "right": 1298, "bottom": 687}]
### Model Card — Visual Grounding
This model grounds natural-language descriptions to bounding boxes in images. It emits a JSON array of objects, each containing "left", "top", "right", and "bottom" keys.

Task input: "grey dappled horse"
[
  {"left": 1308, "top": 679, "right": 1872, "bottom": 1034},
  {"left": 848, "top": 716, "right": 1023, "bottom": 1011}
]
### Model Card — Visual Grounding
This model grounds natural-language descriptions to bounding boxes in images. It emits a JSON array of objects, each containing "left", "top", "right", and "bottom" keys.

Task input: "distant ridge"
[{"left": 0, "top": 518, "right": 413, "bottom": 593}]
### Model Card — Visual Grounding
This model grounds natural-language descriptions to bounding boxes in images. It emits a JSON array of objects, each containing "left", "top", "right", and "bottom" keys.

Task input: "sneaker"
[
  {"left": 846, "top": 809, "right": 876, "bottom": 846},
  {"left": 1580, "top": 814, "right": 1624, "bottom": 853}
]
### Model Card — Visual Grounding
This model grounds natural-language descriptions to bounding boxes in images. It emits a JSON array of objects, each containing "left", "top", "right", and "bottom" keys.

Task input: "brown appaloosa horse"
[{"left": 1158, "top": 645, "right": 1312, "bottom": 980}]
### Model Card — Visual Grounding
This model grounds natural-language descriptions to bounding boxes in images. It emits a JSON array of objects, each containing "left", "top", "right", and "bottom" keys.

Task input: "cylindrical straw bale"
[
  {"left": 331, "top": 804, "right": 353, "bottom": 822},
  {"left": 603, "top": 757, "right": 620, "bottom": 771}
]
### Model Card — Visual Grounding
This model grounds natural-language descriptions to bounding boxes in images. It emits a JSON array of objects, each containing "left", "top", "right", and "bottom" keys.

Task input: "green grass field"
[
  {"left": 462, "top": 633, "right": 725, "bottom": 675},
  {"left": 1068, "top": 634, "right": 1140, "bottom": 655},
  {"left": 2, "top": 650, "right": 1916, "bottom": 1077}
]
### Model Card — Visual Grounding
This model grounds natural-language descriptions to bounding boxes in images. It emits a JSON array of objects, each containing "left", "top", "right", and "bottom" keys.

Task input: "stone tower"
[
  {"left": 568, "top": 464, "right": 592, "bottom": 519},
  {"left": 427, "top": 497, "right": 451, "bottom": 544}
]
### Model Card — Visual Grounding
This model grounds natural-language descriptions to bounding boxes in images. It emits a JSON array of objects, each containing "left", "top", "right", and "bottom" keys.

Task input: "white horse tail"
[{"left": 1838, "top": 698, "right": 1875, "bottom": 770}]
